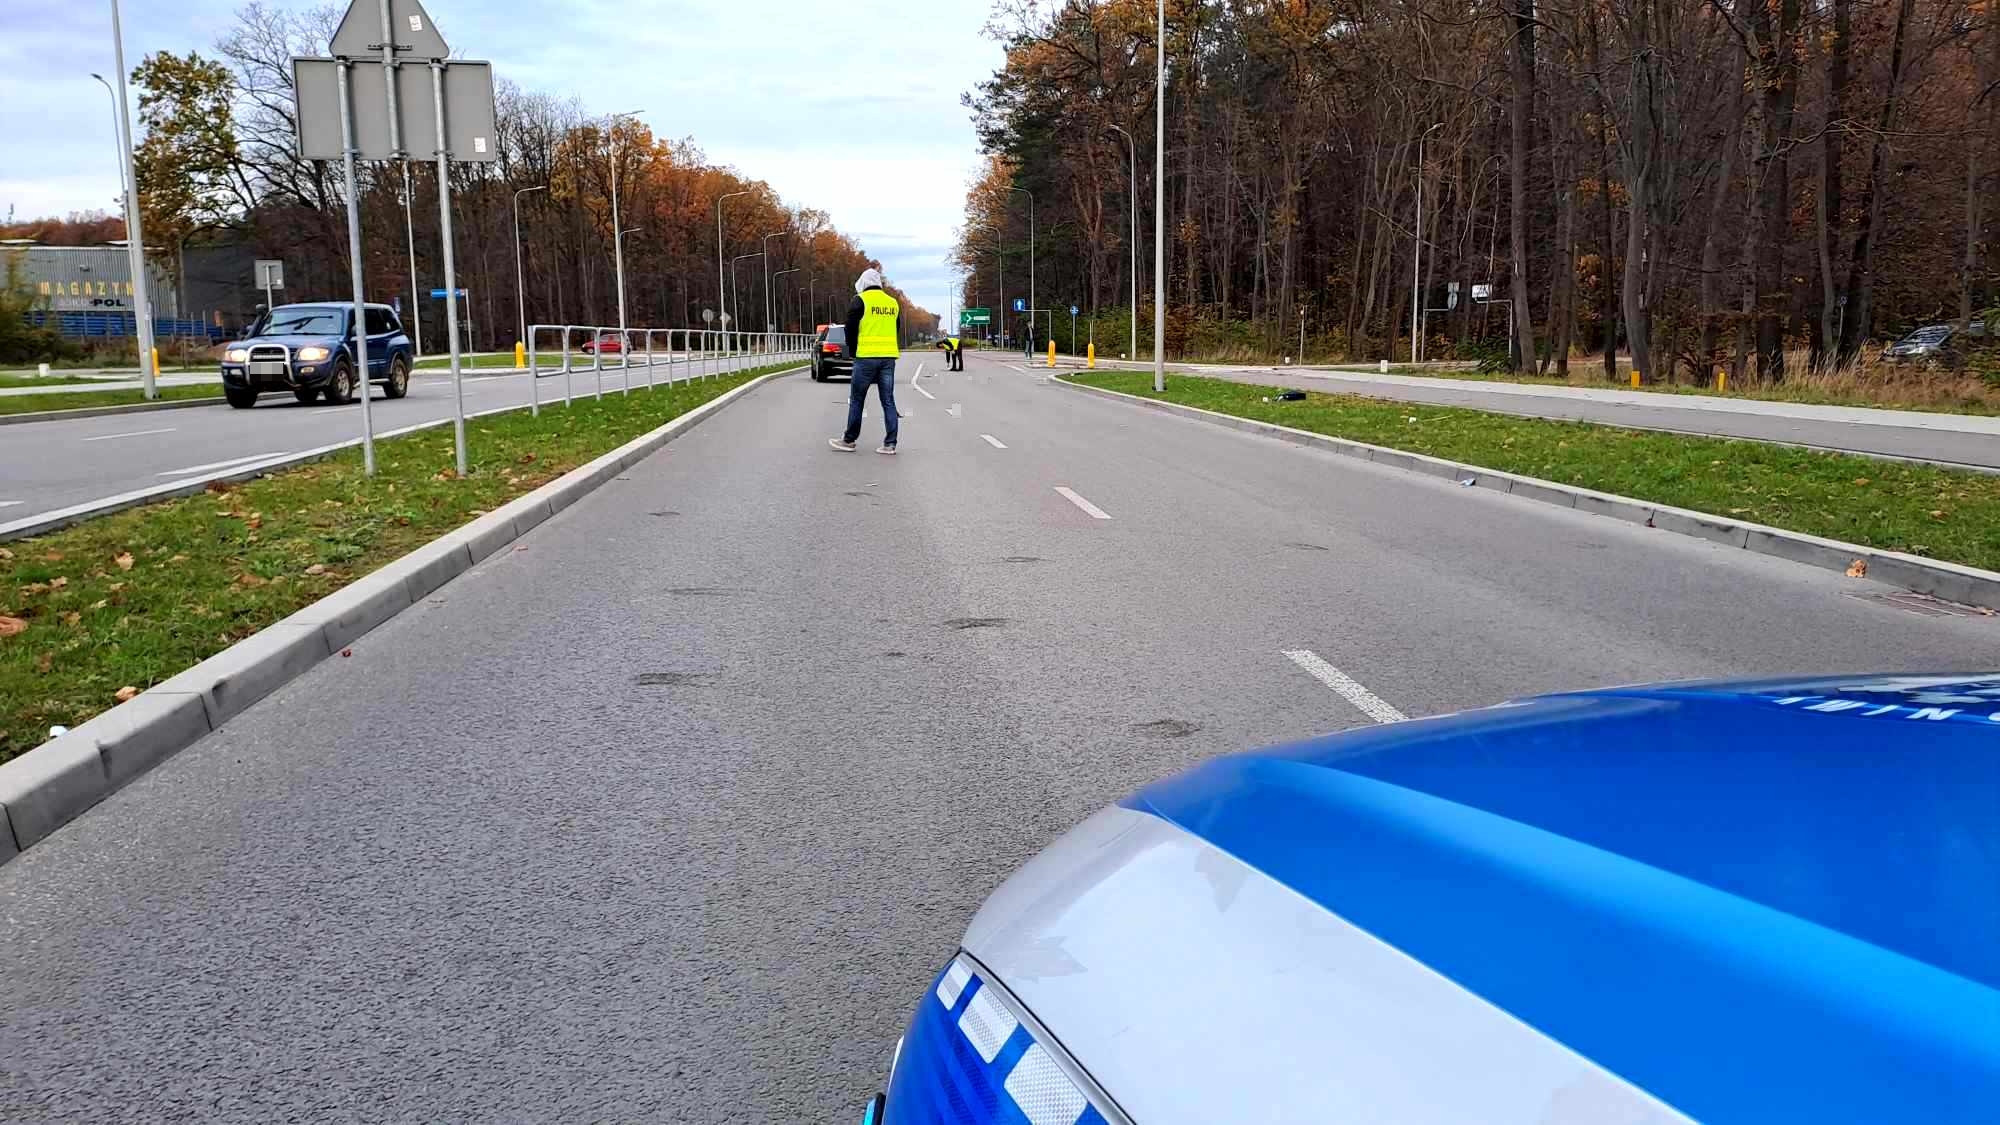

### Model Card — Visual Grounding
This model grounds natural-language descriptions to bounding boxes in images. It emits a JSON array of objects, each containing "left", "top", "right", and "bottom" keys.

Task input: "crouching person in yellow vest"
[
  {"left": 831, "top": 267, "right": 902, "bottom": 455},
  {"left": 934, "top": 334, "right": 963, "bottom": 371}
]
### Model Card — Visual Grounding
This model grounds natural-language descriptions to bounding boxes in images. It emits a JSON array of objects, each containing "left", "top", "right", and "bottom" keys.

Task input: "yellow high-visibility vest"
[
  {"left": 945, "top": 336, "right": 961, "bottom": 351},
  {"left": 856, "top": 289, "right": 901, "bottom": 358}
]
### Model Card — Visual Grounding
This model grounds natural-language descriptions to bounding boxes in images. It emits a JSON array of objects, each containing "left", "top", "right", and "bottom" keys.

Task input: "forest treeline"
[{"left": 956, "top": 0, "right": 1998, "bottom": 378}]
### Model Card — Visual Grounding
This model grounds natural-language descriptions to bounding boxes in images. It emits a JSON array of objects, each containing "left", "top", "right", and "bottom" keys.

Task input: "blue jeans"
[{"left": 845, "top": 357, "right": 899, "bottom": 447}]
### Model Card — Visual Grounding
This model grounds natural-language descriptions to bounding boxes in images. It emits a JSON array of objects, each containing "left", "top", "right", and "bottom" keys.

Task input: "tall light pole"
[
  {"left": 102, "top": 3, "right": 157, "bottom": 400},
  {"left": 716, "top": 189, "right": 753, "bottom": 344},
  {"left": 798, "top": 287, "right": 808, "bottom": 333},
  {"left": 512, "top": 184, "right": 546, "bottom": 347},
  {"left": 607, "top": 109, "right": 643, "bottom": 341},
  {"left": 1008, "top": 186, "right": 1035, "bottom": 347},
  {"left": 809, "top": 274, "right": 818, "bottom": 330},
  {"left": 1153, "top": 0, "right": 1167, "bottom": 390},
  {"left": 773, "top": 267, "right": 799, "bottom": 332},
  {"left": 1108, "top": 123, "right": 1139, "bottom": 360},
  {"left": 1412, "top": 121, "right": 1443, "bottom": 364},
  {"left": 762, "top": 230, "right": 788, "bottom": 334},
  {"left": 730, "top": 252, "right": 762, "bottom": 342}
]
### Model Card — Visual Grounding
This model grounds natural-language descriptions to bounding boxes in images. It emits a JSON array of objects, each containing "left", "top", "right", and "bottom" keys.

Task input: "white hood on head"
[{"left": 855, "top": 268, "right": 884, "bottom": 294}]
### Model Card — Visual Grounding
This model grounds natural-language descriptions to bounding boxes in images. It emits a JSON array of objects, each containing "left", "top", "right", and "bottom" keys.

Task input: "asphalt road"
[
  {"left": 0, "top": 353, "right": 792, "bottom": 521},
  {"left": 2, "top": 351, "right": 1995, "bottom": 1122},
  {"left": 1096, "top": 362, "right": 2000, "bottom": 471}
]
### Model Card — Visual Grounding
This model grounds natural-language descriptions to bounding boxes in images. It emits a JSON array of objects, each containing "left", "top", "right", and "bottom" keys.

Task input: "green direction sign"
[{"left": 960, "top": 307, "right": 992, "bottom": 327}]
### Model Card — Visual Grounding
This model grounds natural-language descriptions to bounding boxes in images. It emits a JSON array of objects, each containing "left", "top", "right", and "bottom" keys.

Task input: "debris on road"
[{"left": 1846, "top": 559, "right": 1870, "bottom": 578}]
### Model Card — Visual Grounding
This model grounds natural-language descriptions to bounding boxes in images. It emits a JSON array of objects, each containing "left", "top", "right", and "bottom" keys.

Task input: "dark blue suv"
[{"left": 220, "top": 302, "right": 414, "bottom": 408}]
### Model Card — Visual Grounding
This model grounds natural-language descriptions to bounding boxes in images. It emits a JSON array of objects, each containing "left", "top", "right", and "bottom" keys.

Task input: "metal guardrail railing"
[{"left": 523, "top": 326, "right": 810, "bottom": 416}]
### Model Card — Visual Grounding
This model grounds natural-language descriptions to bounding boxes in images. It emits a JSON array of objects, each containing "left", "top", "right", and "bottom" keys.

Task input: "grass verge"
[
  {"left": 1068, "top": 370, "right": 2000, "bottom": 572},
  {"left": 1319, "top": 361, "right": 2000, "bottom": 417},
  {"left": 0, "top": 364, "right": 787, "bottom": 761},
  {"left": 0, "top": 384, "right": 223, "bottom": 416}
]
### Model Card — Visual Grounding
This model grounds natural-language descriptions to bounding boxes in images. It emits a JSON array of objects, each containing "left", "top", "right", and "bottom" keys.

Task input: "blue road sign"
[
  {"left": 1012, "top": 298, "right": 1026, "bottom": 312},
  {"left": 1070, "top": 304, "right": 1079, "bottom": 316},
  {"left": 430, "top": 288, "right": 467, "bottom": 299}
]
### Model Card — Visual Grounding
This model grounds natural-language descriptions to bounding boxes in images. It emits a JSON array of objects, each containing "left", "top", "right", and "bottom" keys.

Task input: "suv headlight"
[
  {"left": 295, "top": 346, "right": 330, "bottom": 362},
  {"left": 224, "top": 348, "right": 249, "bottom": 362}
]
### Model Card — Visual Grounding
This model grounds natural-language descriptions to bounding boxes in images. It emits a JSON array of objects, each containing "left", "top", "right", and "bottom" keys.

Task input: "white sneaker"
[
  {"left": 876, "top": 445, "right": 898, "bottom": 455},
  {"left": 829, "top": 437, "right": 857, "bottom": 452}
]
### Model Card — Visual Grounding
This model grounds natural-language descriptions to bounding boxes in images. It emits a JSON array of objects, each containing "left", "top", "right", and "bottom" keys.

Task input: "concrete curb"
[
  {"left": 0, "top": 394, "right": 224, "bottom": 427},
  {"left": 0, "top": 366, "right": 801, "bottom": 862},
  {"left": 1056, "top": 377, "right": 2000, "bottom": 612},
  {"left": 0, "top": 360, "right": 796, "bottom": 544}
]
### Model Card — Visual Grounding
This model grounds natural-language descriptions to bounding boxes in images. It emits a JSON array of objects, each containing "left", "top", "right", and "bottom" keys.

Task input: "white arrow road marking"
[
  {"left": 83, "top": 427, "right": 177, "bottom": 442},
  {"left": 1282, "top": 649, "right": 1407, "bottom": 724},
  {"left": 1053, "top": 486, "right": 1111, "bottom": 520},
  {"left": 980, "top": 434, "right": 1007, "bottom": 449},
  {"left": 912, "top": 381, "right": 937, "bottom": 400}
]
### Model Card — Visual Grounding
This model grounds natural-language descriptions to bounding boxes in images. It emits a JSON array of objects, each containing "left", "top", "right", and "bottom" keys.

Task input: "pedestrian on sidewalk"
[{"left": 830, "top": 267, "right": 901, "bottom": 455}]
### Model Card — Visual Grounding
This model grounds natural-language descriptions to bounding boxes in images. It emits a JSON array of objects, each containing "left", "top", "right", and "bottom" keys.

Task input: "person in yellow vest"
[
  {"left": 934, "top": 333, "right": 964, "bottom": 371},
  {"left": 831, "top": 267, "right": 902, "bottom": 454}
]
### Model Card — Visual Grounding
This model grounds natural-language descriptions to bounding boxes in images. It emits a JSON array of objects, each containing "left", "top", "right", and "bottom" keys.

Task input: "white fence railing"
[{"left": 524, "top": 326, "right": 813, "bottom": 415}]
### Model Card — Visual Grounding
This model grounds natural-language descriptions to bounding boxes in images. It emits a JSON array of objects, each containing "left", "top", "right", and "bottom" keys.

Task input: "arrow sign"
[{"left": 331, "top": 0, "right": 450, "bottom": 59}]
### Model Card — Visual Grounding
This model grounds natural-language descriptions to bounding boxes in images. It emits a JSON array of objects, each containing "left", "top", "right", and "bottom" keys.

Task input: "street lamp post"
[
  {"left": 512, "top": 184, "right": 547, "bottom": 348},
  {"left": 100, "top": 2, "right": 157, "bottom": 400},
  {"left": 730, "top": 252, "right": 763, "bottom": 347},
  {"left": 1153, "top": 0, "right": 1166, "bottom": 390},
  {"left": 809, "top": 275, "right": 818, "bottom": 330},
  {"left": 1008, "top": 186, "right": 1035, "bottom": 349},
  {"left": 716, "top": 189, "right": 753, "bottom": 347},
  {"left": 773, "top": 267, "right": 799, "bottom": 334},
  {"left": 1108, "top": 123, "right": 1139, "bottom": 360},
  {"left": 1412, "top": 121, "right": 1443, "bottom": 364},
  {"left": 762, "top": 231, "right": 788, "bottom": 335},
  {"left": 608, "top": 109, "right": 643, "bottom": 342}
]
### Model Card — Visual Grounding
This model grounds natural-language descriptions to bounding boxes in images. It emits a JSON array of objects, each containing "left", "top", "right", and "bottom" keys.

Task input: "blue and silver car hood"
[{"left": 961, "top": 676, "right": 2000, "bottom": 1125}]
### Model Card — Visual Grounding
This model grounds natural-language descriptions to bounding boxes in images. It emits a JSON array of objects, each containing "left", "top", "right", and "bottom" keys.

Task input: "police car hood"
[{"left": 961, "top": 675, "right": 2000, "bottom": 1125}]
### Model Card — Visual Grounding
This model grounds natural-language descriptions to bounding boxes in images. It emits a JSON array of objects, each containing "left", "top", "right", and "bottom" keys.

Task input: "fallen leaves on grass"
[
  {"left": 49, "top": 577, "right": 67, "bottom": 590},
  {"left": 0, "top": 548, "right": 12, "bottom": 561},
  {"left": 304, "top": 564, "right": 327, "bottom": 576},
  {"left": 233, "top": 573, "right": 268, "bottom": 589},
  {"left": 115, "top": 552, "right": 134, "bottom": 571},
  {"left": 114, "top": 686, "right": 139, "bottom": 703},
  {"left": 34, "top": 653, "right": 51, "bottom": 673},
  {"left": 1846, "top": 559, "right": 1870, "bottom": 578},
  {"left": 0, "top": 616, "right": 26, "bottom": 638},
  {"left": 60, "top": 612, "right": 79, "bottom": 626},
  {"left": 42, "top": 551, "right": 64, "bottom": 562}
]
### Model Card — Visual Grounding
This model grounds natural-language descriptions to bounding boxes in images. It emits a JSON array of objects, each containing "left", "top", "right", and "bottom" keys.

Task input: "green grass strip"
[
  {"left": 0, "top": 384, "right": 223, "bottom": 416},
  {"left": 0, "top": 364, "right": 790, "bottom": 761},
  {"left": 1069, "top": 370, "right": 2000, "bottom": 574}
]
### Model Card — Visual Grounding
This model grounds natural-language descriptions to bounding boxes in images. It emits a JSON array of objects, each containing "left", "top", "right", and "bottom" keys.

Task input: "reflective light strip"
[
  {"left": 1004, "top": 1043, "right": 1089, "bottom": 1125},
  {"left": 936, "top": 960, "right": 973, "bottom": 1009},
  {"left": 957, "top": 982, "right": 1018, "bottom": 1063}
]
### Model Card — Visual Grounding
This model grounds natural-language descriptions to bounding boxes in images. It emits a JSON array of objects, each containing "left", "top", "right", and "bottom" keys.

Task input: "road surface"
[
  {"left": 0, "top": 354, "right": 796, "bottom": 521},
  {"left": 1091, "top": 361, "right": 2000, "bottom": 472},
  {"left": 2, "top": 351, "right": 1994, "bottom": 1122}
]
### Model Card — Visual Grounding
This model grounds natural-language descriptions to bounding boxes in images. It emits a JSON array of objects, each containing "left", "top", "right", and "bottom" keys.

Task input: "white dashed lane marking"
[
  {"left": 980, "top": 434, "right": 1007, "bottom": 449},
  {"left": 157, "top": 452, "right": 289, "bottom": 478},
  {"left": 82, "top": 427, "right": 177, "bottom": 442},
  {"left": 1053, "top": 486, "right": 1111, "bottom": 520},
  {"left": 1282, "top": 649, "right": 1407, "bottom": 724}
]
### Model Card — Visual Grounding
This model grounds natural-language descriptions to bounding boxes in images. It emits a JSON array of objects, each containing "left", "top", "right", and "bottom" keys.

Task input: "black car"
[
  {"left": 220, "top": 302, "right": 414, "bottom": 408},
  {"left": 1882, "top": 321, "right": 1989, "bottom": 365},
  {"left": 811, "top": 324, "right": 852, "bottom": 382}
]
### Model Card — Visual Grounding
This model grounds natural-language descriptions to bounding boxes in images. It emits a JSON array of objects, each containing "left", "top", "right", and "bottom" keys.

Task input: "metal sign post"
[
  {"left": 298, "top": 0, "right": 495, "bottom": 478},
  {"left": 254, "top": 259, "right": 284, "bottom": 315},
  {"left": 334, "top": 59, "right": 377, "bottom": 475}
]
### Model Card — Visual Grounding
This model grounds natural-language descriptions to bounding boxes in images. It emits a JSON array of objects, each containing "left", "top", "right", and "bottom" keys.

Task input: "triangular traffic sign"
[{"left": 330, "top": 0, "right": 450, "bottom": 59}]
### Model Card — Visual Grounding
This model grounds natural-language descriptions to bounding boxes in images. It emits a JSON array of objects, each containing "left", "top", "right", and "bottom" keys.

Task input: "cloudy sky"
[{"left": 0, "top": 0, "right": 1005, "bottom": 319}]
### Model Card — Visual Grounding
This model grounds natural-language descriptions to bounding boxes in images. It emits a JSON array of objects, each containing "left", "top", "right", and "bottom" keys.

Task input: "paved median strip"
[
  {"left": 0, "top": 364, "right": 804, "bottom": 863},
  {"left": 1058, "top": 372, "right": 2000, "bottom": 612}
]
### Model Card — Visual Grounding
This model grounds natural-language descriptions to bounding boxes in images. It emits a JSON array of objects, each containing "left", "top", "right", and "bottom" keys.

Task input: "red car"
[{"left": 578, "top": 331, "right": 627, "bottom": 355}]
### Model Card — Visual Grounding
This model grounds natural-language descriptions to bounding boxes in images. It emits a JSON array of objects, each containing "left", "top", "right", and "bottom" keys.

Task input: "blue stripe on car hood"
[{"left": 1122, "top": 682, "right": 2000, "bottom": 1122}]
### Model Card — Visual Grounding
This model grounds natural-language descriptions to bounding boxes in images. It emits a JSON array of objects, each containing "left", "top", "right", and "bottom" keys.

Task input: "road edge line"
[
  {"left": 1053, "top": 376, "right": 2000, "bottom": 612},
  {"left": 0, "top": 365, "right": 803, "bottom": 863}
]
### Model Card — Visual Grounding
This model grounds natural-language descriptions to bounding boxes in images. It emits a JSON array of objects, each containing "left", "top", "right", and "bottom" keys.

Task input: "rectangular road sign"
[
  {"left": 1012, "top": 298, "right": 1026, "bottom": 313},
  {"left": 295, "top": 57, "right": 497, "bottom": 162},
  {"left": 430, "top": 288, "right": 467, "bottom": 299},
  {"left": 960, "top": 307, "right": 991, "bottom": 326},
  {"left": 331, "top": 0, "right": 450, "bottom": 59},
  {"left": 254, "top": 259, "right": 284, "bottom": 289}
]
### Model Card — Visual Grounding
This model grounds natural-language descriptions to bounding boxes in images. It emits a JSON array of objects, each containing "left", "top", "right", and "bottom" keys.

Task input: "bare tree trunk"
[
  {"left": 1837, "top": 0, "right": 1916, "bottom": 361},
  {"left": 1698, "top": 72, "right": 1745, "bottom": 379},
  {"left": 1749, "top": 0, "right": 1800, "bottom": 380},
  {"left": 1506, "top": 0, "right": 1541, "bottom": 372}
]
